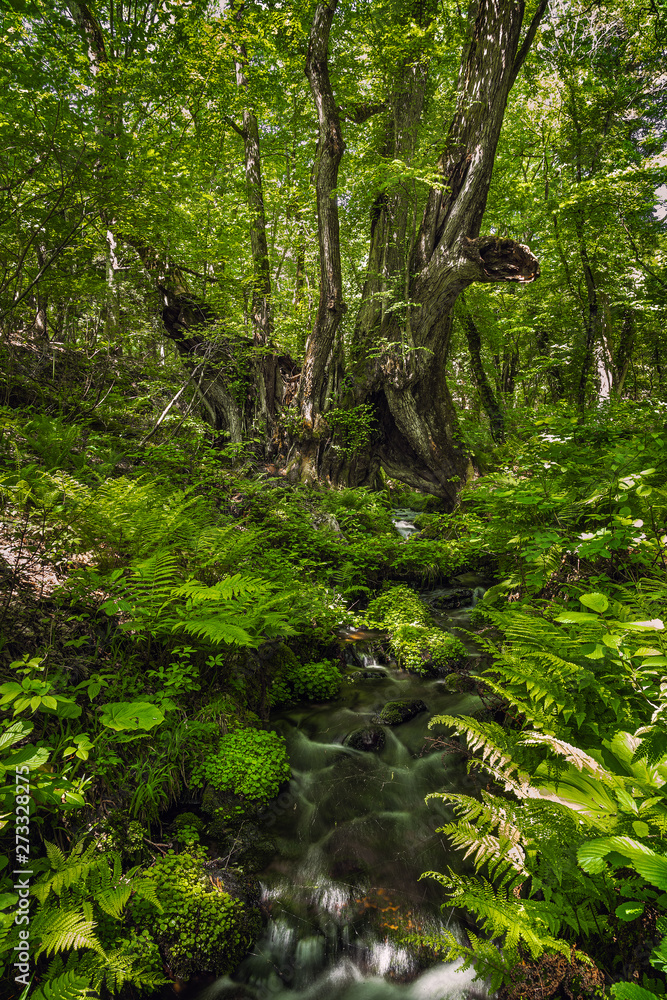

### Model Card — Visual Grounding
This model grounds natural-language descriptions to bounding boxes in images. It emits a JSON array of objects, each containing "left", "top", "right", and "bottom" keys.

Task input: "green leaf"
[
  {"left": 99, "top": 701, "right": 165, "bottom": 732},
  {"left": 579, "top": 592, "right": 609, "bottom": 613},
  {"left": 615, "top": 901, "right": 645, "bottom": 921},
  {"left": 612, "top": 983, "right": 662, "bottom": 1000},
  {"left": 0, "top": 719, "right": 33, "bottom": 750},
  {"left": 554, "top": 612, "right": 600, "bottom": 623},
  {"left": 4, "top": 745, "right": 50, "bottom": 769}
]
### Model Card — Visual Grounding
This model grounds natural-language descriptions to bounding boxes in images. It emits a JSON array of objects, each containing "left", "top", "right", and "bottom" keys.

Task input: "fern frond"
[
  {"left": 33, "top": 907, "right": 103, "bottom": 957},
  {"left": 520, "top": 733, "right": 614, "bottom": 778},
  {"left": 175, "top": 574, "right": 270, "bottom": 602},
  {"left": 431, "top": 790, "right": 528, "bottom": 877},
  {"left": 31, "top": 969, "right": 94, "bottom": 1000},
  {"left": 78, "top": 948, "right": 168, "bottom": 993},
  {"left": 86, "top": 867, "right": 132, "bottom": 919},
  {"left": 44, "top": 840, "right": 67, "bottom": 871},
  {"left": 421, "top": 869, "right": 570, "bottom": 960},
  {"left": 428, "top": 715, "right": 532, "bottom": 794}
]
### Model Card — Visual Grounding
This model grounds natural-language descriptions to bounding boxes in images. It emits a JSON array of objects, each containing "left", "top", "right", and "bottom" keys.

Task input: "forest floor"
[{"left": 2, "top": 347, "right": 667, "bottom": 1000}]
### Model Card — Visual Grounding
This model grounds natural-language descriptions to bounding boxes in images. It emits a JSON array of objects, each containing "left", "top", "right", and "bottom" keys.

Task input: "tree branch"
[
  {"left": 223, "top": 114, "right": 246, "bottom": 139},
  {"left": 337, "top": 101, "right": 387, "bottom": 124},
  {"left": 510, "top": 0, "right": 549, "bottom": 87}
]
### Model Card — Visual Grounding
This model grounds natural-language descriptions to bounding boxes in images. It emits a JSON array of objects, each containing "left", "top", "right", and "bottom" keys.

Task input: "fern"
[
  {"left": 31, "top": 968, "right": 95, "bottom": 1000},
  {"left": 33, "top": 907, "right": 103, "bottom": 957},
  {"left": 171, "top": 577, "right": 297, "bottom": 647},
  {"left": 422, "top": 869, "right": 571, "bottom": 960},
  {"left": 429, "top": 714, "right": 534, "bottom": 794},
  {"left": 430, "top": 791, "right": 528, "bottom": 878}
]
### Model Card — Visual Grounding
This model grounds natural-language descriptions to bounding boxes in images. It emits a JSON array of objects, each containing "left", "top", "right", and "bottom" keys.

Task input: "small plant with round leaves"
[
  {"left": 191, "top": 727, "right": 290, "bottom": 803},
  {"left": 130, "top": 849, "right": 260, "bottom": 980}
]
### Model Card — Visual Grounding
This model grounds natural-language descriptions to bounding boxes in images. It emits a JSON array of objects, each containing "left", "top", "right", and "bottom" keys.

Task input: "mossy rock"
[
  {"left": 427, "top": 588, "right": 473, "bottom": 610},
  {"left": 372, "top": 700, "right": 427, "bottom": 726},
  {"left": 363, "top": 585, "right": 467, "bottom": 675},
  {"left": 131, "top": 849, "right": 261, "bottom": 981},
  {"left": 343, "top": 726, "right": 386, "bottom": 751},
  {"left": 270, "top": 656, "right": 342, "bottom": 707}
]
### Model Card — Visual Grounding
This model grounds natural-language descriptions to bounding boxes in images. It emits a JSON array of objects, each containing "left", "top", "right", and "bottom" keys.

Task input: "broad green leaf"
[
  {"left": 579, "top": 592, "right": 608, "bottom": 613},
  {"left": 612, "top": 983, "right": 662, "bottom": 1000},
  {"left": 615, "top": 901, "right": 645, "bottom": 921},
  {"left": 99, "top": 701, "right": 165, "bottom": 732},
  {"left": 3, "top": 745, "right": 50, "bottom": 769},
  {"left": 0, "top": 720, "right": 33, "bottom": 751}
]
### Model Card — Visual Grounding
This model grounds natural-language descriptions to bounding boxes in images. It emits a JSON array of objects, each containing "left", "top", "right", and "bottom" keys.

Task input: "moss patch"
[{"left": 363, "top": 585, "right": 466, "bottom": 675}]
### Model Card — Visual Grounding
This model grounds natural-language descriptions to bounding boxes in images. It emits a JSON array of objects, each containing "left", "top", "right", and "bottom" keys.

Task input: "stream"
[{"left": 199, "top": 569, "right": 492, "bottom": 1000}]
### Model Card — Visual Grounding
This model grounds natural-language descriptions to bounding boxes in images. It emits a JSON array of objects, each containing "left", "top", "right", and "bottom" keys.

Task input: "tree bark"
[
  {"left": 575, "top": 219, "right": 598, "bottom": 408},
  {"left": 460, "top": 295, "right": 505, "bottom": 443},
  {"left": 232, "top": 3, "right": 280, "bottom": 433},
  {"left": 295, "top": 0, "right": 542, "bottom": 501},
  {"left": 297, "top": 0, "right": 347, "bottom": 432},
  {"left": 613, "top": 307, "right": 635, "bottom": 398}
]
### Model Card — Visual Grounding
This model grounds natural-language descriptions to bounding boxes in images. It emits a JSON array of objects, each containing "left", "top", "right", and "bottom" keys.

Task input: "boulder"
[
  {"left": 347, "top": 670, "right": 386, "bottom": 682},
  {"left": 427, "top": 588, "right": 473, "bottom": 610},
  {"left": 372, "top": 699, "right": 427, "bottom": 726},
  {"left": 343, "top": 726, "right": 386, "bottom": 751}
]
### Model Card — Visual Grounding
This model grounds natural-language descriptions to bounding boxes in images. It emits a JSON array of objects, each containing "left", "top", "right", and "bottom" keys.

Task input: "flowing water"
[
  {"left": 391, "top": 509, "right": 421, "bottom": 540},
  {"left": 199, "top": 586, "right": 493, "bottom": 1000}
]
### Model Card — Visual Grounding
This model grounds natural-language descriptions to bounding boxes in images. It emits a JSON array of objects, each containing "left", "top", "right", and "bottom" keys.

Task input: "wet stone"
[
  {"left": 451, "top": 572, "right": 490, "bottom": 588},
  {"left": 343, "top": 726, "right": 386, "bottom": 751},
  {"left": 424, "top": 587, "right": 473, "bottom": 610},
  {"left": 372, "top": 699, "right": 427, "bottom": 726},
  {"left": 347, "top": 670, "right": 386, "bottom": 682}
]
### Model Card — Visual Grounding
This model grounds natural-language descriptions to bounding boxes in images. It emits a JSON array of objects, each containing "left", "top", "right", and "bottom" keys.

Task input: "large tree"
[
  {"left": 32, "top": 0, "right": 547, "bottom": 499},
  {"left": 293, "top": 0, "right": 543, "bottom": 500}
]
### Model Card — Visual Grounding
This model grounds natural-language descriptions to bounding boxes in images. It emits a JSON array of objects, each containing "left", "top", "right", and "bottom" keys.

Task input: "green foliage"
[
  {"left": 270, "top": 652, "right": 342, "bottom": 707},
  {"left": 191, "top": 727, "right": 290, "bottom": 803},
  {"left": 2, "top": 839, "right": 168, "bottom": 997},
  {"left": 364, "top": 585, "right": 467, "bottom": 674},
  {"left": 131, "top": 850, "right": 260, "bottom": 980},
  {"left": 325, "top": 404, "right": 376, "bottom": 455},
  {"left": 425, "top": 574, "right": 667, "bottom": 990}
]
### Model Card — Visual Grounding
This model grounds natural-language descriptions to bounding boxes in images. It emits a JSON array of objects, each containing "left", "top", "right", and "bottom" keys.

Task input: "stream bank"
[{"left": 194, "top": 591, "right": 492, "bottom": 1000}]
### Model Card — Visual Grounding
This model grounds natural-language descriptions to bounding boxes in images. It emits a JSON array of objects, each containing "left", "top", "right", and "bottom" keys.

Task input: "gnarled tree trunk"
[{"left": 295, "top": 0, "right": 544, "bottom": 502}]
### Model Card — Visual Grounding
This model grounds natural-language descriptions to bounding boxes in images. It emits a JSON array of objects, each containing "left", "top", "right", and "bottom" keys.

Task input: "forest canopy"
[{"left": 2, "top": 0, "right": 665, "bottom": 492}]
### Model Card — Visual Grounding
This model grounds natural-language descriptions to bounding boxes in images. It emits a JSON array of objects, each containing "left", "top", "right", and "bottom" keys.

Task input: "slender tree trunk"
[
  {"left": 460, "top": 295, "right": 505, "bottom": 442},
  {"left": 575, "top": 221, "right": 598, "bottom": 408},
  {"left": 535, "top": 328, "right": 565, "bottom": 401},
  {"left": 501, "top": 347, "right": 519, "bottom": 396},
  {"left": 613, "top": 307, "right": 635, "bottom": 398},
  {"left": 104, "top": 229, "right": 121, "bottom": 349},
  {"left": 232, "top": 4, "right": 280, "bottom": 436},
  {"left": 32, "top": 245, "right": 49, "bottom": 345}
]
